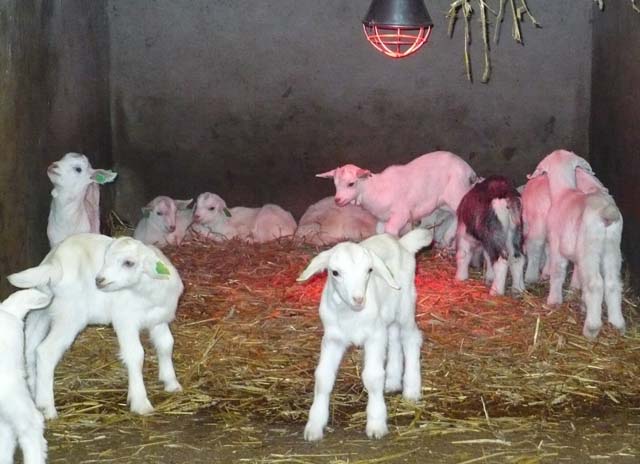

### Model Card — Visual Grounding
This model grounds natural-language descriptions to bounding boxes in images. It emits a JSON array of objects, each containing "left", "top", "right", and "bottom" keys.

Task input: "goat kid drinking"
[
  {"left": 528, "top": 150, "right": 624, "bottom": 339},
  {"left": 297, "top": 228, "right": 433, "bottom": 441},
  {"left": 455, "top": 175, "right": 525, "bottom": 296}
]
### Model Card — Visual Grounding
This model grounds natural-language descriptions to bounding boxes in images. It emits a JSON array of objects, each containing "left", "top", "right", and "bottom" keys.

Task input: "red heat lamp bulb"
[{"left": 362, "top": 0, "right": 434, "bottom": 59}]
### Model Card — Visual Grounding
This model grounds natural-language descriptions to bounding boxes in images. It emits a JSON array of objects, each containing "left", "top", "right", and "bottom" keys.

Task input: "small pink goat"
[
  {"left": 316, "top": 151, "right": 477, "bottom": 244},
  {"left": 528, "top": 150, "right": 624, "bottom": 339},
  {"left": 295, "top": 196, "right": 377, "bottom": 245}
]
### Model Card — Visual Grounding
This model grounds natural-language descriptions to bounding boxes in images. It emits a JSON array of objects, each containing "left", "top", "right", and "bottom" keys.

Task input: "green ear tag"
[
  {"left": 155, "top": 261, "right": 170, "bottom": 276},
  {"left": 95, "top": 173, "right": 106, "bottom": 184},
  {"left": 223, "top": 207, "right": 232, "bottom": 218},
  {"left": 142, "top": 209, "right": 150, "bottom": 218}
]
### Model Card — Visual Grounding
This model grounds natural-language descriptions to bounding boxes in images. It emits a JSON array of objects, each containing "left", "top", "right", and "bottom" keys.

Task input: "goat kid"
[
  {"left": 0, "top": 289, "right": 50, "bottom": 464},
  {"left": 316, "top": 151, "right": 477, "bottom": 244},
  {"left": 47, "top": 152, "right": 117, "bottom": 247},
  {"left": 8, "top": 234, "right": 184, "bottom": 419},
  {"left": 297, "top": 229, "right": 433, "bottom": 441},
  {"left": 528, "top": 149, "right": 624, "bottom": 339},
  {"left": 455, "top": 175, "right": 525, "bottom": 296}
]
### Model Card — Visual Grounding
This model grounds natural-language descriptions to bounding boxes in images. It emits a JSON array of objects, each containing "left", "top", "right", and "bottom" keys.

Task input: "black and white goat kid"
[{"left": 455, "top": 175, "right": 525, "bottom": 296}]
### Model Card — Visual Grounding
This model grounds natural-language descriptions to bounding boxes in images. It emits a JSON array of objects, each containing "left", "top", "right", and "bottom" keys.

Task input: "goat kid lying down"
[{"left": 297, "top": 228, "right": 433, "bottom": 441}]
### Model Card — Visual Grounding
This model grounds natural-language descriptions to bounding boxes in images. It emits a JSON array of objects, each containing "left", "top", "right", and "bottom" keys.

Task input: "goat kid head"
[
  {"left": 527, "top": 149, "right": 595, "bottom": 184},
  {"left": 141, "top": 196, "right": 188, "bottom": 233},
  {"left": 193, "top": 192, "right": 232, "bottom": 225},
  {"left": 297, "top": 242, "right": 399, "bottom": 311},
  {"left": 316, "top": 165, "right": 372, "bottom": 207},
  {"left": 95, "top": 237, "right": 172, "bottom": 291},
  {"left": 48, "top": 152, "right": 117, "bottom": 195}
]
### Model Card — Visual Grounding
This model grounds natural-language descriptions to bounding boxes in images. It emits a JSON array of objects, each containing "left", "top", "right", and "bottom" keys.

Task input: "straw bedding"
[{"left": 46, "top": 237, "right": 640, "bottom": 458}]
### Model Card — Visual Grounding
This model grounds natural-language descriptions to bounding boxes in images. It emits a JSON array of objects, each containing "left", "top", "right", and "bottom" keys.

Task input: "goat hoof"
[
  {"left": 402, "top": 388, "right": 421, "bottom": 403},
  {"left": 164, "top": 380, "right": 183, "bottom": 393},
  {"left": 130, "top": 398, "right": 154, "bottom": 415},
  {"left": 366, "top": 420, "right": 389, "bottom": 439},
  {"left": 303, "top": 423, "right": 324, "bottom": 442},
  {"left": 40, "top": 405, "right": 58, "bottom": 420},
  {"left": 384, "top": 380, "right": 402, "bottom": 394},
  {"left": 582, "top": 324, "right": 602, "bottom": 340}
]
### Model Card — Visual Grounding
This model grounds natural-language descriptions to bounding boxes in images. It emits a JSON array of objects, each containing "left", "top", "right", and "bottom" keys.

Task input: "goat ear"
[
  {"left": 575, "top": 158, "right": 595, "bottom": 175},
  {"left": 144, "top": 255, "right": 172, "bottom": 280},
  {"left": 91, "top": 169, "right": 118, "bottom": 184},
  {"left": 370, "top": 252, "right": 400, "bottom": 290},
  {"left": 297, "top": 250, "right": 332, "bottom": 281},
  {"left": 356, "top": 168, "right": 371, "bottom": 179},
  {"left": 575, "top": 168, "right": 608, "bottom": 194},
  {"left": 315, "top": 169, "right": 336, "bottom": 179},
  {"left": 175, "top": 199, "right": 194, "bottom": 210},
  {"left": 526, "top": 166, "right": 546, "bottom": 180}
]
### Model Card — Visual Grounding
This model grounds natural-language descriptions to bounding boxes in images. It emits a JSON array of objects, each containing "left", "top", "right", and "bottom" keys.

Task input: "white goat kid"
[
  {"left": 297, "top": 228, "right": 433, "bottom": 441},
  {"left": 522, "top": 166, "right": 609, "bottom": 284},
  {"left": 47, "top": 152, "right": 117, "bottom": 247},
  {"left": 295, "top": 196, "right": 377, "bottom": 245},
  {"left": 316, "top": 151, "right": 477, "bottom": 244},
  {"left": 528, "top": 150, "right": 624, "bottom": 339},
  {"left": 8, "top": 234, "right": 184, "bottom": 419},
  {"left": 192, "top": 192, "right": 296, "bottom": 242},
  {"left": 0, "top": 289, "right": 50, "bottom": 464},
  {"left": 134, "top": 196, "right": 193, "bottom": 247}
]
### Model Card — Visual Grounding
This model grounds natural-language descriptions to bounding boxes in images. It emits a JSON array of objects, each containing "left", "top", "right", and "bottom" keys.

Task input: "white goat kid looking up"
[
  {"left": 297, "top": 228, "right": 433, "bottom": 441},
  {"left": 0, "top": 289, "right": 51, "bottom": 464},
  {"left": 316, "top": 151, "right": 477, "bottom": 244},
  {"left": 8, "top": 234, "right": 184, "bottom": 419},
  {"left": 191, "top": 192, "right": 297, "bottom": 243},
  {"left": 528, "top": 150, "right": 624, "bottom": 339},
  {"left": 47, "top": 152, "right": 117, "bottom": 248},
  {"left": 134, "top": 196, "right": 193, "bottom": 248}
]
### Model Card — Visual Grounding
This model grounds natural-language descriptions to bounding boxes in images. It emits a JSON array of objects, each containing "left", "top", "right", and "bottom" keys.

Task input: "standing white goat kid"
[
  {"left": 47, "top": 152, "right": 117, "bottom": 247},
  {"left": 528, "top": 150, "right": 624, "bottom": 339},
  {"left": 191, "top": 192, "right": 297, "bottom": 242},
  {"left": 297, "top": 228, "right": 432, "bottom": 441},
  {"left": 316, "top": 151, "right": 477, "bottom": 244},
  {"left": 0, "top": 289, "right": 50, "bottom": 464},
  {"left": 8, "top": 234, "right": 184, "bottom": 419},
  {"left": 134, "top": 196, "right": 193, "bottom": 247}
]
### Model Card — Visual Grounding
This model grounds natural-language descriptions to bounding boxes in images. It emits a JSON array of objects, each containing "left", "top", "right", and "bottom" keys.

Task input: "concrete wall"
[
  {"left": 0, "top": 0, "right": 112, "bottom": 297},
  {"left": 591, "top": 3, "right": 640, "bottom": 289},
  {"left": 108, "top": 0, "right": 592, "bottom": 222}
]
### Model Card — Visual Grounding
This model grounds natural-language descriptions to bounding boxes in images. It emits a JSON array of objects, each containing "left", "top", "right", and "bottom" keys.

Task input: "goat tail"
[
  {"left": 8, "top": 263, "right": 61, "bottom": 289},
  {"left": 600, "top": 203, "right": 622, "bottom": 226},
  {"left": 400, "top": 227, "right": 434, "bottom": 254}
]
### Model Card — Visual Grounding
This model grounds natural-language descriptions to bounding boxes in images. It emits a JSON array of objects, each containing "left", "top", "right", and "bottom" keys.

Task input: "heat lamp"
[{"left": 362, "top": 0, "right": 434, "bottom": 59}]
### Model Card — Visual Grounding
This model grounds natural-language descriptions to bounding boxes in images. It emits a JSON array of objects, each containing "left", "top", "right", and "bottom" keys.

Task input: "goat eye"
[
  {"left": 74, "top": 167, "right": 82, "bottom": 173},
  {"left": 368, "top": 268, "right": 373, "bottom": 274},
  {"left": 347, "top": 182, "right": 355, "bottom": 187},
  {"left": 123, "top": 260, "right": 135, "bottom": 268},
  {"left": 157, "top": 211, "right": 164, "bottom": 216},
  {"left": 331, "top": 270, "right": 340, "bottom": 277},
  {"left": 209, "top": 206, "right": 215, "bottom": 211}
]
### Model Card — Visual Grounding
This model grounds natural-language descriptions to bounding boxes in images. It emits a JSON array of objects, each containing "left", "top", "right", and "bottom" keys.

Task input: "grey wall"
[
  {"left": 0, "top": 0, "right": 112, "bottom": 297},
  {"left": 108, "top": 0, "right": 592, "bottom": 222},
  {"left": 591, "top": 3, "right": 640, "bottom": 289}
]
